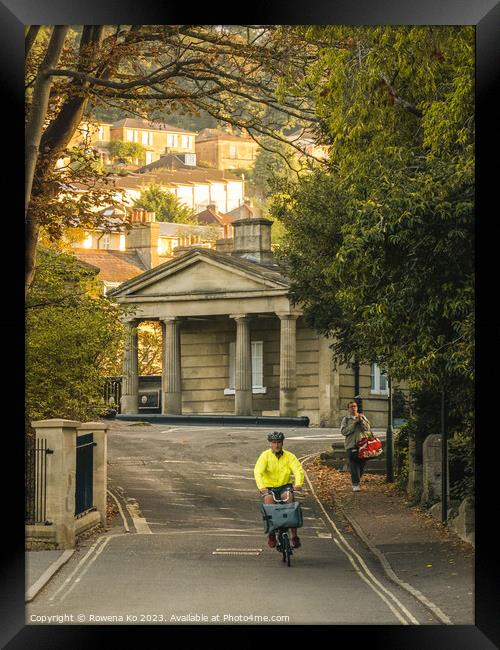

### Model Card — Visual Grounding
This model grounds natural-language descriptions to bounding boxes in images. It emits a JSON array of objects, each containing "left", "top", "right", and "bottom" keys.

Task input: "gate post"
[
  {"left": 78, "top": 422, "right": 109, "bottom": 526},
  {"left": 31, "top": 419, "right": 81, "bottom": 549}
]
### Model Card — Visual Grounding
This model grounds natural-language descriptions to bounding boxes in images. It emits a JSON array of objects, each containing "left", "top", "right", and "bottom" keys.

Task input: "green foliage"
[
  {"left": 26, "top": 248, "right": 126, "bottom": 423},
  {"left": 271, "top": 26, "right": 474, "bottom": 495},
  {"left": 108, "top": 140, "right": 146, "bottom": 164},
  {"left": 134, "top": 184, "right": 196, "bottom": 224},
  {"left": 448, "top": 432, "right": 475, "bottom": 500},
  {"left": 248, "top": 137, "right": 301, "bottom": 206}
]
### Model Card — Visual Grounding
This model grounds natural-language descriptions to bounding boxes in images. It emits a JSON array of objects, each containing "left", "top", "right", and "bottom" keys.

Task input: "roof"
[
  {"left": 108, "top": 246, "right": 288, "bottom": 298},
  {"left": 158, "top": 222, "right": 222, "bottom": 237},
  {"left": 225, "top": 203, "right": 254, "bottom": 220},
  {"left": 72, "top": 249, "right": 148, "bottom": 283},
  {"left": 136, "top": 153, "right": 198, "bottom": 174},
  {"left": 196, "top": 128, "right": 255, "bottom": 143},
  {"left": 111, "top": 118, "right": 197, "bottom": 135},
  {"left": 111, "top": 167, "right": 241, "bottom": 190},
  {"left": 195, "top": 207, "right": 234, "bottom": 227}
]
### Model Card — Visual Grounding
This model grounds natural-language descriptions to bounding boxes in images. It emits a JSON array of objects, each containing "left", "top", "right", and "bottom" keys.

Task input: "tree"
[
  {"left": 273, "top": 26, "right": 473, "bottom": 384},
  {"left": 25, "top": 25, "right": 322, "bottom": 295},
  {"left": 25, "top": 247, "right": 127, "bottom": 423},
  {"left": 271, "top": 27, "right": 474, "bottom": 491},
  {"left": 108, "top": 141, "right": 146, "bottom": 165},
  {"left": 133, "top": 184, "right": 196, "bottom": 223}
]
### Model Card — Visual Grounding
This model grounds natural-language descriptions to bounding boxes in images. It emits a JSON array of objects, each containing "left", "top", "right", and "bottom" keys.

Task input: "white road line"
[
  {"left": 334, "top": 539, "right": 411, "bottom": 625},
  {"left": 306, "top": 453, "right": 452, "bottom": 625},
  {"left": 107, "top": 488, "right": 130, "bottom": 533},
  {"left": 59, "top": 534, "right": 121, "bottom": 603},
  {"left": 212, "top": 551, "right": 260, "bottom": 556},
  {"left": 49, "top": 537, "right": 108, "bottom": 602},
  {"left": 300, "top": 453, "right": 420, "bottom": 625}
]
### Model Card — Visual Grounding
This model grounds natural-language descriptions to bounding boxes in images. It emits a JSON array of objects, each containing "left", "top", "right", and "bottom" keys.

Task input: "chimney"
[
  {"left": 215, "top": 238, "right": 234, "bottom": 254},
  {"left": 126, "top": 211, "right": 160, "bottom": 268},
  {"left": 231, "top": 216, "right": 274, "bottom": 265}
]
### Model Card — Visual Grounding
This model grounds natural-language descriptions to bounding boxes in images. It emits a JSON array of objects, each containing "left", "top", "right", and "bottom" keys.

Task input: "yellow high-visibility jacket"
[{"left": 253, "top": 448, "right": 304, "bottom": 490}]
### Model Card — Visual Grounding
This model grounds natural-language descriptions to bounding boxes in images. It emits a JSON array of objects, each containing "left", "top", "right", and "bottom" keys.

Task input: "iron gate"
[
  {"left": 25, "top": 436, "right": 52, "bottom": 524},
  {"left": 103, "top": 377, "right": 122, "bottom": 413},
  {"left": 75, "top": 433, "right": 96, "bottom": 517}
]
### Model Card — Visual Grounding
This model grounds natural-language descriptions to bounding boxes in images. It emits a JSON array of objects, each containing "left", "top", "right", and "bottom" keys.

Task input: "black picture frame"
[{"left": 6, "top": 1, "right": 498, "bottom": 647}]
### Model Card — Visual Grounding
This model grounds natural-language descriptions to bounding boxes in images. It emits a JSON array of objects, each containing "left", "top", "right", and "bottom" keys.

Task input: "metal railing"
[
  {"left": 75, "top": 433, "right": 96, "bottom": 516},
  {"left": 103, "top": 377, "right": 122, "bottom": 413},
  {"left": 25, "top": 437, "right": 52, "bottom": 525}
]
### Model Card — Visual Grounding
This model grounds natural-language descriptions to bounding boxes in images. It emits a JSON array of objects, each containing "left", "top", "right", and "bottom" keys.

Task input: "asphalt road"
[{"left": 26, "top": 423, "right": 442, "bottom": 626}]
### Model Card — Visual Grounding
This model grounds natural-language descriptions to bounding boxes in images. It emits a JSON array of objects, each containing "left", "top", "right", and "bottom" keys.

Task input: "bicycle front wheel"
[{"left": 283, "top": 532, "right": 292, "bottom": 567}]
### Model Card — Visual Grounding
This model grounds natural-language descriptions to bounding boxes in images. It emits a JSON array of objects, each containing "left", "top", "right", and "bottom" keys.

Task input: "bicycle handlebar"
[{"left": 269, "top": 488, "right": 300, "bottom": 502}]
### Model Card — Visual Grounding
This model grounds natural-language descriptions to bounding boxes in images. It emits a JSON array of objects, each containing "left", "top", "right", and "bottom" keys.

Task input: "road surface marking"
[
  {"left": 107, "top": 488, "right": 130, "bottom": 533},
  {"left": 212, "top": 551, "right": 260, "bottom": 556},
  {"left": 49, "top": 536, "right": 108, "bottom": 602},
  {"left": 300, "top": 453, "right": 420, "bottom": 625},
  {"left": 215, "top": 548, "right": 262, "bottom": 553},
  {"left": 334, "top": 538, "right": 411, "bottom": 625},
  {"left": 59, "top": 534, "right": 121, "bottom": 603}
]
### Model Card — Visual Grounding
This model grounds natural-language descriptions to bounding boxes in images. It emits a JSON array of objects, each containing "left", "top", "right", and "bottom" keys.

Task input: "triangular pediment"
[{"left": 109, "top": 249, "right": 289, "bottom": 299}]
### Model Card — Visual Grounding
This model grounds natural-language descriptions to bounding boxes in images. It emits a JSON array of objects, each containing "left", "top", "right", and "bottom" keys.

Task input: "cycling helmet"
[{"left": 267, "top": 431, "right": 285, "bottom": 442}]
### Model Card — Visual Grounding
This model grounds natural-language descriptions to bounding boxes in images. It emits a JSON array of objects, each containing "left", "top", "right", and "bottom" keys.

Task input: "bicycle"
[{"left": 262, "top": 488, "right": 302, "bottom": 567}]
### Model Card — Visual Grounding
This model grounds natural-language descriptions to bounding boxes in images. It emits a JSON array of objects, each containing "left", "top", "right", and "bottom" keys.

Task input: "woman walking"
[{"left": 340, "top": 400, "right": 371, "bottom": 491}]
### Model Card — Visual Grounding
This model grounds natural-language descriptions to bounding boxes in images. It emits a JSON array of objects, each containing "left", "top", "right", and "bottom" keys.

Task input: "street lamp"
[
  {"left": 441, "top": 389, "right": 448, "bottom": 523},
  {"left": 386, "top": 376, "right": 394, "bottom": 482}
]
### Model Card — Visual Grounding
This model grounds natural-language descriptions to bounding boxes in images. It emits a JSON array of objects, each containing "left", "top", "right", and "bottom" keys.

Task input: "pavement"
[
  {"left": 303, "top": 456, "right": 475, "bottom": 624},
  {"left": 24, "top": 423, "right": 474, "bottom": 625}
]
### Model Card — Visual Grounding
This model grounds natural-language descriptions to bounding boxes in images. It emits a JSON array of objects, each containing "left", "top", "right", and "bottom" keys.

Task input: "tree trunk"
[
  {"left": 25, "top": 25, "right": 68, "bottom": 221},
  {"left": 25, "top": 26, "right": 106, "bottom": 296}
]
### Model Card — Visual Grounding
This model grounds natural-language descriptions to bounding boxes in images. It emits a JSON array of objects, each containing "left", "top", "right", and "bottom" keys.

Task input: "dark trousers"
[{"left": 347, "top": 448, "right": 367, "bottom": 485}]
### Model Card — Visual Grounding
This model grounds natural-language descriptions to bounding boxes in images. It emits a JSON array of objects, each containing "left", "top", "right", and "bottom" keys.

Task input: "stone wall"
[
  {"left": 421, "top": 434, "right": 444, "bottom": 506},
  {"left": 179, "top": 316, "right": 321, "bottom": 420}
]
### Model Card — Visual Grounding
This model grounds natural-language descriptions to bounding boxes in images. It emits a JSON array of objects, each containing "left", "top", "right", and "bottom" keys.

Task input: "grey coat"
[{"left": 340, "top": 414, "right": 371, "bottom": 450}]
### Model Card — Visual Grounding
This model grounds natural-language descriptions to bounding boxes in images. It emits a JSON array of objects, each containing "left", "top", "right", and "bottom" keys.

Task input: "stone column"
[
  {"left": 31, "top": 419, "right": 81, "bottom": 549},
  {"left": 231, "top": 314, "right": 252, "bottom": 415},
  {"left": 161, "top": 317, "right": 182, "bottom": 414},
  {"left": 318, "top": 335, "right": 336, "bottom": 427},
  {"left": 121, "top": 318, "right": 139, "bottom": 415},
  {"left": 78, "top": 422, "right": 108, "bottom": 527},
  {"left": 277, "top": 313, "right": 298, "bottom": 417}
]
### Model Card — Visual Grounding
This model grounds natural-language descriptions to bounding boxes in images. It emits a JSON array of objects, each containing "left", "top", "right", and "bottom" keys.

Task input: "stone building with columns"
[{"left": 108, "top": 216, "right": 391, "bottom": 427}]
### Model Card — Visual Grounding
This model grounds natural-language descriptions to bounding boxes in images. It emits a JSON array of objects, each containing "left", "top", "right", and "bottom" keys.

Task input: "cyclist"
[{"left": 254, "top": 431, "right": 304, "bottom": 549}]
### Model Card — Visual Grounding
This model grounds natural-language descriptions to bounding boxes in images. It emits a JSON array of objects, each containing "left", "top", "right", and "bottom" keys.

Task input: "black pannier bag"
[{"left": 260, "top": 502, "right": 303, "bottom": 534}]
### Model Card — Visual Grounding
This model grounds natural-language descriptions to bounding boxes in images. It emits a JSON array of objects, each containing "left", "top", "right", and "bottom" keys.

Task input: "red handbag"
[{"left": 356, "top": 434, "right": 383, "bottom": 459}]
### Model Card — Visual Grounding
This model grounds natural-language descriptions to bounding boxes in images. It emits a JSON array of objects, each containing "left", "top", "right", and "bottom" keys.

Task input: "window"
[
  {"left": 229, "top": 144, "right": 238, "bottom": 159},
  {"left": 83, "top": 232, "right": 93, "bottom": 248},
  {"left": 126, "top": 129, "right": 134, "bottom": 142},
  {"left": 167, "top": 133, "right": 177, "bottom": 148},
  {"left": 101, "top": 233, "right": 111, "bottom": 249},
  {"left": 142, "top": 131, "right": 153, "bottom": 146},
  {"left": 225, "top": 341, "right": 266, "bottom": 394},
  {"left": 146, "top": 151, "right": 154, "bottom": 165},
  {"left": 371, "top": 363, "right": 388, "bottom": 394},
  {"left": 98, "top": 126, "right": 105, "bottom": 141},
  {"left": 181, "top": 135, "right": 190, "bottom": 148},
  {"left": 119, "top": 234, "right": 126, "bottom": 251}
]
